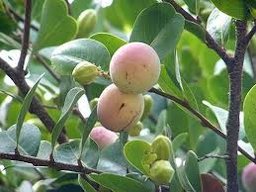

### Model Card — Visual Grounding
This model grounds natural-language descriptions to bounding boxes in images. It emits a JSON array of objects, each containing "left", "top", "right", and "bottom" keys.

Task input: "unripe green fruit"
[
  {"left": 110, "top": 42, "right": 161, "bottom": 94},
  {"left": 97, "top": 84, "right": 144, "bottom": 132},
  {"left": 33, "top": 181, "right": 47, "bottom": 192},
  {"left": 90, "top": 126, "right": 118, "bottom": 149},
  {"left": 151, "top": 135, "right": 172, "bottom": 160},
  {"left": 149, "top": 160, "right": 174, "bottom": 185},
  {"left": 141, "top": 94, "right": 153, "bottom": 120},
  {"left": 72, "top": 61, "right": 99, "bottom": 85},
  {"left": 128, "top": 121, "right": 143, "bottom": 136},
  {"left": 77, "top": 9, "right": 97, "bottom": 38},
  {"left": 242, "top": 162, "right": 256, "bottom": 192},
  {"left": 89, "top": 98, "right": 99, "bottom": 109}
]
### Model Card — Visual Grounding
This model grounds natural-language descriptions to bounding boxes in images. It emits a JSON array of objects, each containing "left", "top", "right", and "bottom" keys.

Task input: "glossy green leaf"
[
  {"left": 51, "top": 87, "right": 85, "bottom": 148},
  {"left": 79, "top": 107, "right": 97, "bottom": 158},
  {"left": 158, "top": 65, "right": 184, "bottom": 98},
  {"left": 33, "top": 0, "right": 77, "bottom": 51},
  {"left": 90, "top": 173, "right": 152, "bottom": 192},
  {"left": 53, "top": 139, "right": 99, "bottom": 168},
  {"left": 183, "top": 0, "right": 199, "bottom": 14},
  {"left": 97, "top": 141, "right": 128, "bottom": 174},
  {"left": 78, "top": 175, "right": 97, "bottom": 192},
  {"left": 31, "top": 0, "right": 45, "bottom": 21},
  {"left": 185, "top": 151, "right": 202, "bottom": 192},
  {"left": 16, "top": 74, "right": 43, "bottom": 146},
  {"left": 51, "top": 39, "right": 111, "bottom": 74},
  {"left": 0, "top": 123, "right": 41, "bottom": 156},
  {"left": 105, "top": 0, "right": 156, "bottom": 30},
  {"left": 182, "top": 78, "right": 199, "bottom": 111},
  {"left": 206, "top": 8, "right": 232, "bottom": 46},
  {"left": 37, "top": 140, "right": 51, "bottom": 159},
  {"left": 184, "top": 21, "right": 206, "bottom": 42},
  {"left": 90, "top": 33, "right": 127, "bottom": 55},
  {"left": 243, "top": 84, "right": 256, "bottom": 151},
  {"left": 176, "top": 165, "right": 196, "bottom": 192},
  {"left": 210, "top": 0, "right": 248, "bottom": 20},
  {"left": 172, "top": 133, "right": 188, "bottom": 152},
  {"left": 71, "top": 0, "right": 93, "bottom": 18},
  {"left": 203, "top": 100, "right": 245, "bottom": 139},
  {"left": 130, "top": 2, "right": 185, "bottom": 59},
  {"left": 123, "top": 140, "right": 151, "bottom": 175}
]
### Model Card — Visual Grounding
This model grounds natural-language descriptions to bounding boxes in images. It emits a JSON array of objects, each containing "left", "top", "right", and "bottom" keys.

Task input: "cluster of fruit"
[{"left": 97, "top": 42, "right": 160, "bottom": 133}]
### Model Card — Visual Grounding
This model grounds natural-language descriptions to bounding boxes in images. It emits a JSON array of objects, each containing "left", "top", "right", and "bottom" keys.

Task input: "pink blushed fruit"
[
  {"left": 89, "top": 126, "right": 118, "bottom": 149},
  {"left": 109, "top": 42, "right": 160, "bottom": 94},
  {"left": 242, "top": 162, "right": 256, "bottom": 192},
  {"left": 97, "top": 84, "right": 144, "bottom": 132}
]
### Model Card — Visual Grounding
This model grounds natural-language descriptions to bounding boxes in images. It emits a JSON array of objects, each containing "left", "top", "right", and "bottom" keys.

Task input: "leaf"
[
  {"left": 105, "top": 0, "right": 156, "bottom": 30},
  {"left": 71, "top": 0, "right": 93, "bottom": 18},
  {"left": 33, "top": 0, "right": 77, "bottom": 51},
  {"left": 37, "top": 140, "right": 52, "bottom": 159},
  {"left": 172, "top": 133, "right": 188, "bottom": 152},
  {"left": 51, "top": 87, "right": 84, "bottom": 148},
  {"left": 243, "top": 84, "right": 256, "bottom": 151},
  {"left": 184, "top": 21, "right": 206, "bottom": 42},
  {"left": 16, "top": 74, "right": 43, "bottom": 146},
  {"left": 0, "top": 123, "right": 41, "bottom": 156},
  {"left": 90, "top": 33, "right": 127, "bottom": 55},
  {"left": 206, "top": 8, "right": 232, "bottom": 46},
  {"left": 97, "top": 141, "right": 128, "bottom": 174},
  {"left": 183, "top": 0, "right": 199, "bottom": 14},
  {"left": 181, "top": 78, "right": 199, "bottom": 111},
  {"left": 176, "top": 165, "right": 196, "bottom": 192},
  {"left": 51, "top": 39, "right": 111, "bottom": 74},
  {"left": 158, "top": 65, "right": 184, "bottom": 98},
  {"left": 123, "top": 140, "right": 151, "bottom": 175},
  {"left": 210, "top": 0, "right": 248, "bottom": 20},
  {"left": 90, "top": 173, "right": 152, "bottom": 192},
  {"left": 130, "top": 2, "right": 185, "bottom": 60},
  {"left": 79, "top": 107, "right": 97, "bottom": 158},
  {"left": 203, "top": 100, "right": 245, "bottom": 139},
  {"left": 78, "top": 175, "right": 97, "bottom": 192},
  {"left": 53, "top": 139, "right": 99, "bottom": 168},
  {"left": 201, "top": 174, "right": 225, "bottom": 192},
  {"left": 185, "top": 151, "right": 202, "bottom": 192}
]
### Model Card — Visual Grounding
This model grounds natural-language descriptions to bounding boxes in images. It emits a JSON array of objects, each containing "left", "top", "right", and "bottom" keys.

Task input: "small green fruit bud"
[
  {"left": 90, "top": 98, "right": 99, "bottom": 109},
  {"left": 128, "top": 121, "right": 143, "bottom": 136},
  {"left": 151, "top": 135, "right": 172, "bottom": 160},
  {"left": 72, "top": 61, "right": 99, "bottom": 85},
  {"left": 77, "top": 9, "right": 97, "bottom": 38},
  {"left": 149, "top": 160, "right": 174, "bottom": 185},
  {"left": 141, "top": 95, "right": 153, "bottom": 120}
]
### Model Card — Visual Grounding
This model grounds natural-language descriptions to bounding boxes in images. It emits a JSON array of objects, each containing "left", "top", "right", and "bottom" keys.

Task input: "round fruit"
[
  {"left": 72, "top": 61, "right": 99, "bottom": 85},
  {"left": 77, "top": 9, "right": 97, "bottom": 38},
  {"left": 97, "top": 84, "right": 144, "bottom": 132},
  {"left": 89, "top": 126, "right": 118, "bottom": 149},
  {"left": 242, "top": 162, "right": 256, "bottom": 192},
  {"left": 149, "top": 160, "right": 174, "bottom": 185},
  {"left": 141, "top": 94, "right": 154, "bottom": 120},
  {"left": 151, "top": 135, "right": 172, "bottom": 160},
  {"left": 109, "top": 42, "right": 160, "bottom": 94},
  {"left": 128, "top": 121, "right": 143, "bottom": 136}
]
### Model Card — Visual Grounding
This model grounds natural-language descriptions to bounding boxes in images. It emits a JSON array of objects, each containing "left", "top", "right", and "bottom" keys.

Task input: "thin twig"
[
  {"left": 0, "top": 152, "right": 100, "bottom": 174},
  {"left": 245, "top": 24, "right": 256, "bottom": 44},
  {"left": 163, "top": 0, "right": 233, "bottom": 67},
  {"left": 149, "top": 88, "right": 256, "bottom": 164},
  {"left": 35, "top": 54, "right": 61, "bottom": 83},
  {"left": 198, "top": 154, "right": 229, "bottom": 161},
  {"left": 17, "top": 0, "right": 32, "bottom": 72}
]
